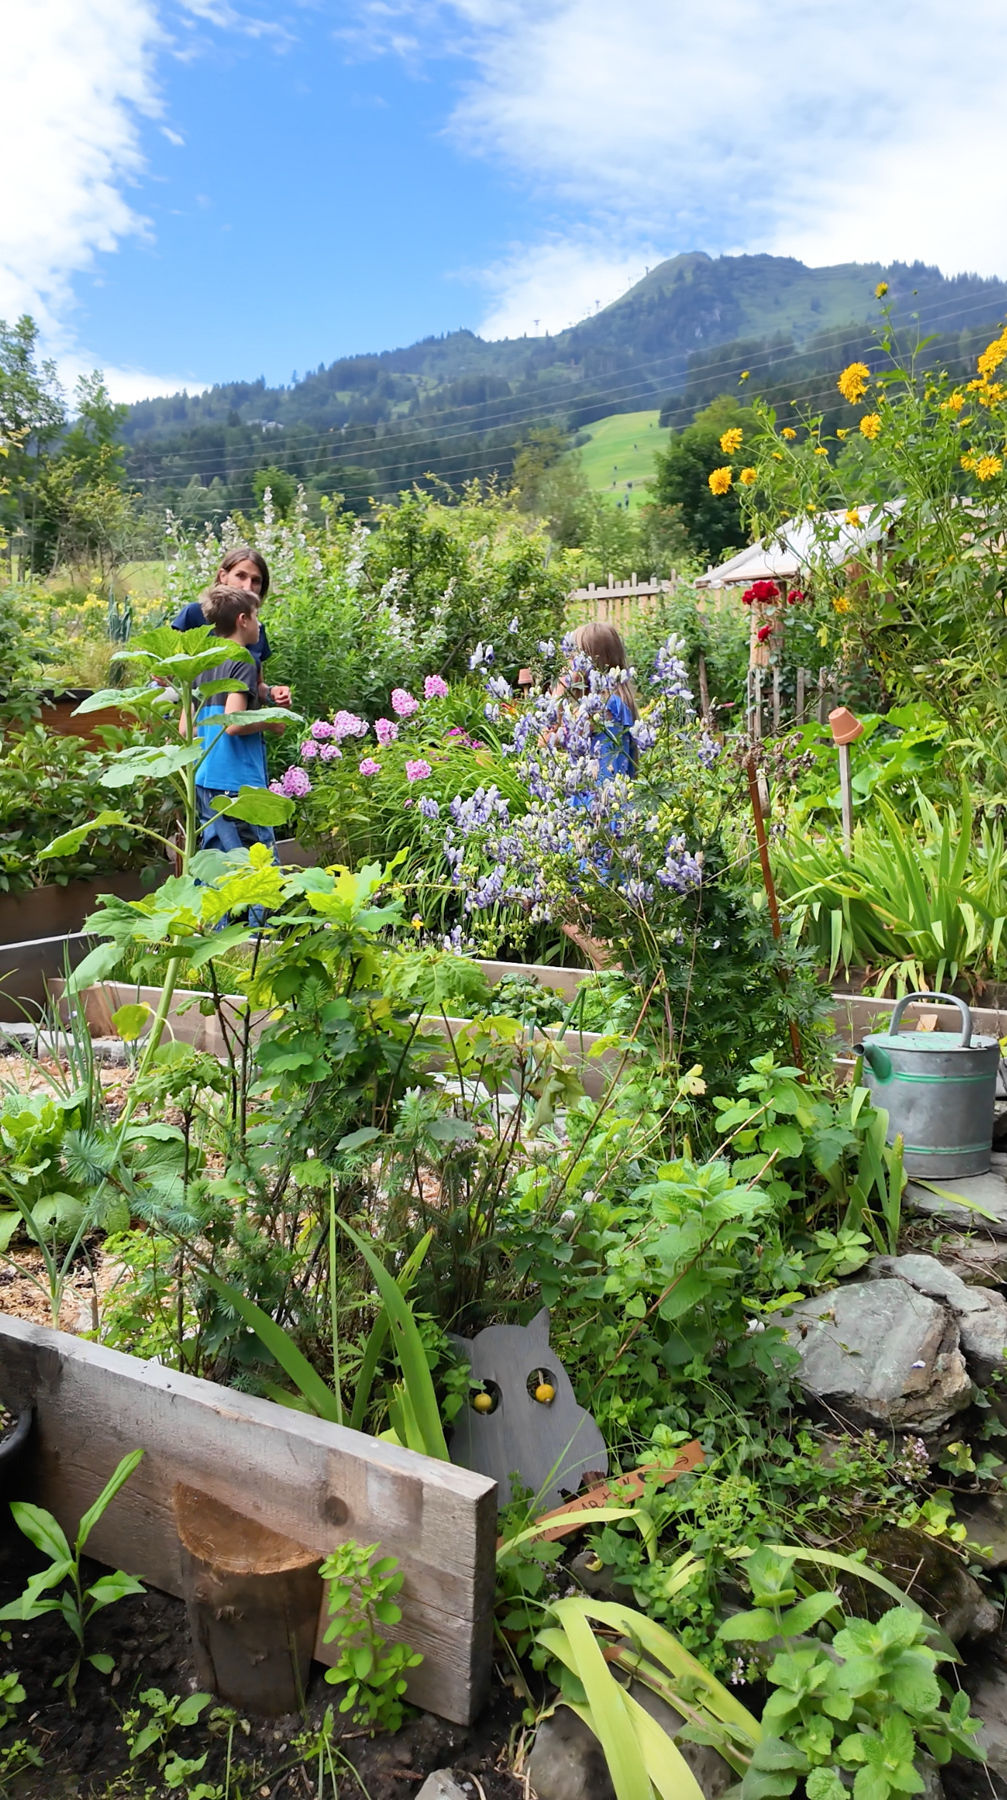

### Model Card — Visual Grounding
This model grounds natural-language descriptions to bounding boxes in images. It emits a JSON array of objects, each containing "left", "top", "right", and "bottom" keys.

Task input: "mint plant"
[{"left": 320, "top": 1541, "right": 422, "bottom": 1732}]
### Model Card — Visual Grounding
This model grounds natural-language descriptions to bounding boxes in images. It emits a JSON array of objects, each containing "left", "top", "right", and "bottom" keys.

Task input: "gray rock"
[
  {"left": 961, "top": 1489, "right": 1007, "bottom": 1569},
  {"left": 924, "top": 1231, "right": 1007, "bottom": 1289},
  {"left": 528, "top": 1694, "right": 735, "bottom": 1800},
  {"left": 861, "top": 1525, "right": 999, "bottom": 1643},
  {"left": 905, "top": 1170, "right": 1007, "bottom": 1238},
  {"left": 916, "top": 1755, "right": 945, "bottom": 1799},
  {"left": 870, "top": 1253, "right": 1007, "bottom": 1383},
  {"left": 416, "top": 1773, "right": 474, "bottom": 1800},
  {"left": 630, "top": 1682, "right": 735, "bottom": 1797},
  {"left": 529, "top": 1710, "right": 615, "bottom": 1800},
  {"left": 970, "top": 1661, "right": 1007, "bottom": 1779},
  {"left": 784, "top": 1280, "right": 973, "bottom": 1433}
]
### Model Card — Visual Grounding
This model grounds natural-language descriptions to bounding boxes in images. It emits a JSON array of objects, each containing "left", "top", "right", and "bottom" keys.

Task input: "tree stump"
[{"left": 173, "top": 1483, "right": 323, "bottom": 1716}]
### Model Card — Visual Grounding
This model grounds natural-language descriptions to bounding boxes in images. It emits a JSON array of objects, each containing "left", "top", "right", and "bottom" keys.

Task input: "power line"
[
  {"left": 126, "top": 285, "right": 1007, "bottom": 488},
  {"left": 125, "top": 287, "right": 1007, "bottom": 493}
]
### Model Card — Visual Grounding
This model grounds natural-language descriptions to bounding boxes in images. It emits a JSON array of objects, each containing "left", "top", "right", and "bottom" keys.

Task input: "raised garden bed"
[{"left": 0, "top": 1312, "right": 496, "bottom": 1726}]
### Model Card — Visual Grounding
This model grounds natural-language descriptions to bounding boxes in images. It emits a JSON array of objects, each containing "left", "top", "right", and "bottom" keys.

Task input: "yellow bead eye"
[
  {"left": 473, "top": 1391, "right": 494, "bottom": 1413},
  {"left": 534, "top": 1383, "right": 555, "bottom": 1404}
]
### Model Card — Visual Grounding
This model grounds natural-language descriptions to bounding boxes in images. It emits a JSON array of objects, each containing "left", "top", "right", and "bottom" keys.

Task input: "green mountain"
[{"left": 123, "top": 253, "right": 1007, "bottom": 519}]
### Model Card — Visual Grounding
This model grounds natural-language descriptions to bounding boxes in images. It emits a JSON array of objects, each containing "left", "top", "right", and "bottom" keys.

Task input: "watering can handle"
[{"left": 888, "top": 991, "right": 972, "bottom": 1047}]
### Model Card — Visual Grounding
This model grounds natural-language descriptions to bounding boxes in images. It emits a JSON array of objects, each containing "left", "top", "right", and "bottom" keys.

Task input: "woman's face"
[{"left": 219, "top": 557, "right": 263, "bottom": 599}]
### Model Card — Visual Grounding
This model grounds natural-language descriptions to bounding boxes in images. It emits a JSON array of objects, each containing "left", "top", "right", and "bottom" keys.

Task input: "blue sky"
[{"left": 4, "top": 0, "right": 1007, "bottom": 402}]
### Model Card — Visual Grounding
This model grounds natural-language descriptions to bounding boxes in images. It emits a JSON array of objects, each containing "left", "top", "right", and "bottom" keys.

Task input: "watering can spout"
[{"left": 854, "top": 1041, "right": 893, "bottom": 1082}]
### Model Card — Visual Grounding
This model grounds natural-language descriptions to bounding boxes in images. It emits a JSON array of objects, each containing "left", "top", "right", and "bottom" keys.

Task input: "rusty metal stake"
[{"left": 746, "top": 754, "right": 804, "bottom": 1074}]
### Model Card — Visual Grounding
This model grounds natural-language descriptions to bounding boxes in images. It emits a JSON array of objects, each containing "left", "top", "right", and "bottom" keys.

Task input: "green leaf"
[
  {"left": 100, "top": 743, "right": 205, "bottom": 788},
  {"left": 337, "top": 1218, "right": 448, "bottom": 1461},
  {"left": 111, "top": 1003, "right": 152, "bottom": 1042},
  {"left": 9, "top": 1503, "right": 71, "bottom": 1565},
  {"left": 337, "top": 1126, "right": 383, "bottom": 1153},
  {"left": 201, "top": 1272, "right": 342, "bottom": 1423},
  {"left": 717, "top": 1608, "right": 782, "bottom": 1643},
  {"left": 38, "top": 812, "right": 130, "bottom": 860},
  {"left": 86, "top": 1651, "right": 115, "bottom": 1674},
  {"left": 63, "top": 939, "right": 123, "bottom": 996},
  {"left": 547, "top": 1605, "right": 655, "bottom": 1800},
  {"left": 211, "top": 788, "right": 294, "bottom": 827},
  {"left": 76, "top": 1449, "right": 145, "bottom": 1552}
]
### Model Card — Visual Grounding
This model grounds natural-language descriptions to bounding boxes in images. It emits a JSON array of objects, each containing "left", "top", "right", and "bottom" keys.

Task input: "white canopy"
[{"left": 696, "top": 500, "right": 905, "bottom": 588}]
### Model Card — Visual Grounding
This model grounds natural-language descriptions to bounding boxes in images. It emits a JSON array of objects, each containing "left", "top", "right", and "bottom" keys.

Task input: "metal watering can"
[{"left": 855, "top": 991, "right": 1000, "bottom": 1178}]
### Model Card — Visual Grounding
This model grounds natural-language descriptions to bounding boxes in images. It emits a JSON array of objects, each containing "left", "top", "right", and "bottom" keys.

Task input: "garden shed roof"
[{"left": 696, "top": 500, "right": 905, "bottom": 588}]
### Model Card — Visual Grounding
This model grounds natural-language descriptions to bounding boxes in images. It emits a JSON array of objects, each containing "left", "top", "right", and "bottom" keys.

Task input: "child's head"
[
  {"left": 216, "top": 545, "right": 270, "bottom": 600},
  {"left": 572, "top": 621, "right": 630, "bottom": 672},
  {"left": 202, "top": 583, "right": 261, "bottom": 643},
  {"left": 570, "top": 621, "right": 638, "bottom": 718}
]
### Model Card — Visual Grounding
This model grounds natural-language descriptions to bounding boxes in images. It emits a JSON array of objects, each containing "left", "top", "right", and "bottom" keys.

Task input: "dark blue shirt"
[{"left": 172, "top": 601, "right": 271, "bottom": 669}]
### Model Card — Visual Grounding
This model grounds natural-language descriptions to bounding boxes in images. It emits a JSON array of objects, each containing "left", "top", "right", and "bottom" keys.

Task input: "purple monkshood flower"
[
  {"left": 332, "top": 709, "right": 368, "bottom": 741},
  {"left": 391, "top": 687, "right": 419, "bottom": 718},
  {"left": 319, "top": 743, "right": 341, "bottom": 762},
  {"left": 405, "top": 758, "right": 432, "bottom": 782},
  {"left": 468, "top": 642, "right": 494, "bottom": 670},
  {"left": 310, "top": 719, "right": 336, "bottom": 740},
  {"left": 507, "top": 615, "right": 520, "bottom": 633},
  {"left": 375, "top": 717, "right": 399, "bottom": 746},
  {"left": 359, "top": 757, "right": 381, "bottom": 777},
  {"left": 651, "top": 638, "right": 694, "bottom": 708},
  {"left": 279, "top": 765, "right": 312, "bottom": 798},
  {"left": 698, "top": 731, "right": 721, "bottom": 768},
  {"left": 418, "top": 795, "right": 440, "bottom": 819},
  {"left": 424, "top": 673, "right": 449, "bottom": 700},
  {"left": 300, "top": 739, "right": 320, "bottom": 759}
]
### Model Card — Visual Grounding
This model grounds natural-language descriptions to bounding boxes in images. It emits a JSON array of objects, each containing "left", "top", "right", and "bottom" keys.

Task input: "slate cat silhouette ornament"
[{"left": 449, "top": 1309, "right": 608, "bottom": 1508}]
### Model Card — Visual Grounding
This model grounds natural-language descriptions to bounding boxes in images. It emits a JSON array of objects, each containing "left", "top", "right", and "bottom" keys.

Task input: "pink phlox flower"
[
  {"left": 332, "top": 710, "right": 368, "bottom": 741},
  {"left": 300, "top": 739, "right": 320, "bottom": 759},
  {"left": 281, "top": 766, "right": 312, "bottom": 798},
  {"left": 319, "top": 743, "right": 341, "bottom": 762},
  {"left": 375, "top": 717, "right": 398, "bottom": 746},
  {"left": 424, "top": 674, "right": 449, "bottom": 700},
  {"left": 359, "top": 757, "right": 381, "bottom": 777},
  {"left": 391, "top": 687, "right": 419, "bottom": 718},
  {"left": 405, "top": 758, "right": 432, "bottom": 782},
  {"left": 310, "top": 719, "right": 335, "bottom": 740},
  {"left": 269, "top": 779, "right": 284, "bottom": 794}
]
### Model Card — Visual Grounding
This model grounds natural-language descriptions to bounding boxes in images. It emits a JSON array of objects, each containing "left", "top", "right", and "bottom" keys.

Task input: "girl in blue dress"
[{"left": 557, "top": 621, "right": 639, "bottom": 789}]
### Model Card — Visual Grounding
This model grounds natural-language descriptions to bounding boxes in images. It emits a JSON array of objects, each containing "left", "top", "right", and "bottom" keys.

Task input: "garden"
[{"left": 4, "top": 315, "right": 1007, "bottom": 1800}]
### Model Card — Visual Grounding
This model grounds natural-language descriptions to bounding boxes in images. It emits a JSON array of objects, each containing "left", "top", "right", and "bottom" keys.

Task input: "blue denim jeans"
[{"left": 196, "top": 785, "right": 277, "bottom": 928}]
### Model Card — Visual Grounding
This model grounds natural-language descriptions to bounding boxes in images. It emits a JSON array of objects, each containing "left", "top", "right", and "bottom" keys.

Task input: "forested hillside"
[{"left": 121, "top": 252, "right": 1007, "bottom": 521}]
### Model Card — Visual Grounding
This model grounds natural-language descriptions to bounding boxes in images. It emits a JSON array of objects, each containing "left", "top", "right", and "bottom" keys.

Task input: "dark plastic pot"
[{"left": 0, "top": 1407, "right": 33, "bottom": 1499}]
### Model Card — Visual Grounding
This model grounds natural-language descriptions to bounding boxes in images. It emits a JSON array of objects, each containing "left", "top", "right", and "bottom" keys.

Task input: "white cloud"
[
  {"left": 0, "top": 0, "right": 286, "bottom": 392},
  {"left": 366, "top": 0, "right": 1007, "bottom": 319},
  {"left": 0, "top": 0, "right": 163, "bottom": 334},
  {"left": 469, "top": 236, "right": 662, "bottom": 339},
  {"left": 56, "top": 357, "right": 205, "bottom": 405}
]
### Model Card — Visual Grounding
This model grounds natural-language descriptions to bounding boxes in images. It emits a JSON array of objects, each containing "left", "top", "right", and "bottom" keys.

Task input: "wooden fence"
[
  {"left": 746, "top": 666, "right": 837, "bottom": 739},
  {"left": 567, "top": 572, "right": 679, "bottom": 633}
]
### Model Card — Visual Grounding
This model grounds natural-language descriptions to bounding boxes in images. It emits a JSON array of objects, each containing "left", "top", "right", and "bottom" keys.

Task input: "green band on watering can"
[
  {"left": 890, "top": 1071, "right": 994, "bottom": 1086},
  {"left": 902, "top": 1141, "right": 992, "bottom": 1155}
]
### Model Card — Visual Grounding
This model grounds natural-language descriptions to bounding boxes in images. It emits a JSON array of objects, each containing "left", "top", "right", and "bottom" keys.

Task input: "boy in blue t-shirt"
[{"left": 188, "top": 584, "right": 287, "bottom": 856}]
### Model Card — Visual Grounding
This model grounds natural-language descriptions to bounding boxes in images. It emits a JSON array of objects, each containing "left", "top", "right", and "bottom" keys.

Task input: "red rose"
[
  {"left": 756, "top": 624, "right": 773, "bottom": 643},
  {"left": 787, "top": 588, "right": 805, "bottom": 605}
]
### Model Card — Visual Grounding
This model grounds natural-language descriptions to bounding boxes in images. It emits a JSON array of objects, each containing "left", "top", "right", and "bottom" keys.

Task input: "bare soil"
[{"left": 0, "top": 1526, "right": 526, "bottom": 1800}]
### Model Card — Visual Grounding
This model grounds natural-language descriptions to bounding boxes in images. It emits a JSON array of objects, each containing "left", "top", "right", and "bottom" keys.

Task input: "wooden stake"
[
  {"left": 772, "top": 668, "right": 781, "bottom": 736},
  {"left": 697, "top": 654, "right": 711, "bottom": 725},
  {"left": 796, "top": 667, "right": 807, "bottom": 726},
  {"left": 745, "top": 757, "right": 804, "bottom": 1073},
  {"left": 838, "top": 740, "right": 854, "bottom": 856},
  {"left": 174, "top": 1483, "right": 322, "bottom": 1717}
]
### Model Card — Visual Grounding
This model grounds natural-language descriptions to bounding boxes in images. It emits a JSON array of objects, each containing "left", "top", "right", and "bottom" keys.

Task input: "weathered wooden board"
[{"left": 0, "top": 1315, "right": 496, "bottom": 1724}]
